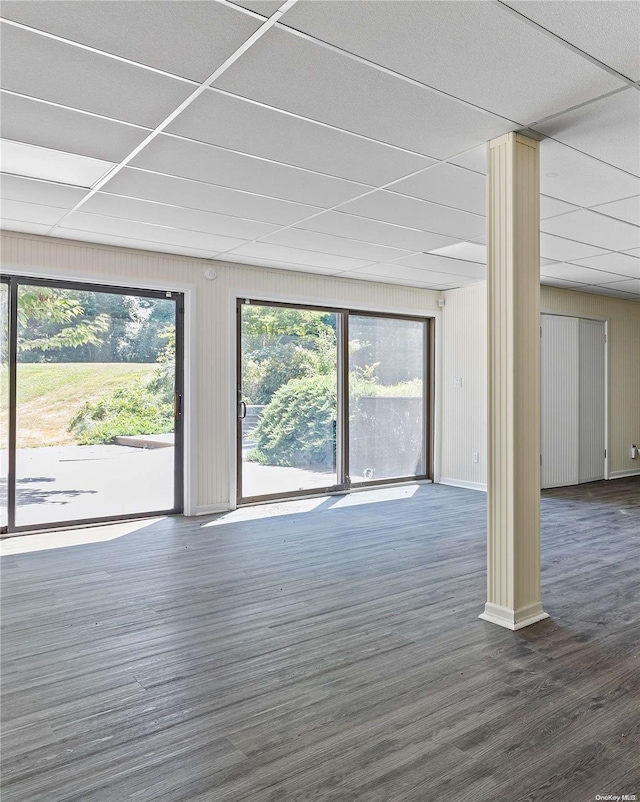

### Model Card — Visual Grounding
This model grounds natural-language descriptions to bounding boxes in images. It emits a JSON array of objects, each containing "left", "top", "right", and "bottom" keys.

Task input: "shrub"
[
  {"left": 249, "top": 374, "right": 337, "bottom": 470},
  {"left": 69, "top": 385, "right": 173, "bottom": 445}
]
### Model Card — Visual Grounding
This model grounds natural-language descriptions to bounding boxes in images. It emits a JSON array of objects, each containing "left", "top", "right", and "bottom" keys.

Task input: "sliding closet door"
[
  {"left": 541, "top": 315, "right": 580, "bottom": 488},
  {"left": 579, "top": 319, "right": 606, "bottom": 483}
]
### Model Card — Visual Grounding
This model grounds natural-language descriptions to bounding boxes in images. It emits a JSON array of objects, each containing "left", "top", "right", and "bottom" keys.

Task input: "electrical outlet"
[
  {"left": 454, "top": 377, "right": 463, "bottom": 389},
  {"left": 473, "top": 452, "right": 479, "bottom": 463}
]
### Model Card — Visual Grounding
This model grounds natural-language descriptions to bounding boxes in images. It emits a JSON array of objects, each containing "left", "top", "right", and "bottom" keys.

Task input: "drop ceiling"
[{"left": 0, "top": 0, "right": 638, "bottom": 301}]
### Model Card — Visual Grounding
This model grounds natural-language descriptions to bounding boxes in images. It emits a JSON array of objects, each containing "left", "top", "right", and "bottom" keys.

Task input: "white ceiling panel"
[
  {"left": 61, "top": 211, "right": 247, "bottom": 253},
  {"left": 81, "top": 193, "right": 279, "bottom": 241},
  {"left": 540, "top": 196, "right": 580, "bottom": 220},
  {"left": 0, "top": 24, "right": 193, "bottom": 128},
  {"left": 229, "top": 1, "right": 282, "bottom": 17},
  {"left": 539, "top": 233, "right": 607, "bottom": 262},
  {"left": 394, "top": 252, "right": 486, "bottom": 279},
  {"left": 540, "top": 276, "right": 584, "bottom": 289},
  {"left": 540, "top": 140, "right": 640, "bottom": 206},
  {"left": 167, "top": 90, "right": 434, "bottom": 186},
  {"left": 390, "top": 163, "right": 485, "bottom": 215},
  {"left": 226, "top": 242, "right": 374, "bottom": 272},
  {"left": 541, "top": 210, "right": 640, "bottom": 252},
  {"left": 429, "top": 242, "right": 487, "bottom": 264},
  {"left": 132, "top": 135, "right": 369, "bottom": 207},
  {"left": 504, "top": 1, "right": 640, "bottom": 81},
  {"left": 262, "top": 228, "right": 412, "bottom": 263},
  {"left": 624, "top": 248, "right": 640, "bottom": 258},
  {"left": 1, "top": 140, "right": 113, "bottom": 187},
  {"left": 347, "top": 262, "right": 473, "bottom": 287},
  {"left": 0, "top": 175, "right": 86, "bottom": 208},
  {"left": 294, "top": 211, "right": 459, "bottom": 252},
  {"left": 599, "top": 278, "right": 640, "bottom": 294},
  {"left": 536, "top": 89, "right": 640, "bottom": 177},
  {"left": 591, "top": 196, "right": 640, "bottom": 227},
  {"left": 449, "top": 145, "right": 487, "bottom": 175},
  {"left": 102, "top": 168, "right": 321, "bottom": 226},
  {"left": 0, "top": 93, "right": 149, "bottom": 162},
  {"left": 278, "top": 1, "right": 624, "bottom": 123},
  {"left": 0, "top": 199, "right": 69, "bottom": 226},
  {"left": 1, "top": 1, "right": 262, "bottom": 82},
  {"left": 216, "top": 27, "right": 513, "bottom": 159},
  {"left": 338, "top": 191, "right": 485, "bottom": 240},
  {"left": 1, "top": 220, "right": 52, "bottom": 236},
  {"left": 541, "top": 262, "right": 631, "bottom": 284},
  {"left": 220, "top": 253, "right": 341, "bottom": 275},
  {"left": 54, "top": 227, "right": 220, "bottom": 260},
  {"left": 571, "top": 251, "right": 639, "bottom": 279},
  {"left": 573, "top": 284, "right": 639, "bottom": 300}
]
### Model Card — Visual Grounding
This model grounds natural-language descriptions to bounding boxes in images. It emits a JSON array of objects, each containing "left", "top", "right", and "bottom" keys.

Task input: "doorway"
[
  {"left": 541, "top": 313, "right": 607, "bottom": 489},
  {"left": 236, "top": 299, "right": 433, "bottom": 504},
  {"left": 1, "top": 276, "right": 184, "bottom": 533}
]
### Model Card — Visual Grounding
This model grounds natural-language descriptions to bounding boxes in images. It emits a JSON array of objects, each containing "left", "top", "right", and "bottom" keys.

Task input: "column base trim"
[{"left": 479, "top": 602, "right": 549, "bottom": 631}]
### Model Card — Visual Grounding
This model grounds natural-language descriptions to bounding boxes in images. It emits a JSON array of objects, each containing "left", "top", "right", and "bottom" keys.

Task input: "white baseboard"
[
  {"left": 608, "top": 469, "right": 640, "bottom": 480},
  {"left": 479, "top": 602, "right": 549, "bottom": 631},
  {"left": 193, "top": 503, "right": 230, "bottom": 516},
  {"left": 438, "top": 478, "right": 487, "bottom": 492}
]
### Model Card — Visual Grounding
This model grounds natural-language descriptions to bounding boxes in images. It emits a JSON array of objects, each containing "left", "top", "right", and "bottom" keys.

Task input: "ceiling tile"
[
  {"left": 262, "top": 228, "right": 412, "bottom": 263},
  {"left": 598, "top": 278, "right": 640, "bottom": 294},
  {"left": 54, "top": 227, "right": 220, "bottom": 260},
  {"left": 0, "top": 175, "right": 86, "bottom": 208},
  {"left": 540, "top": 277, "right": 584, "bottom": 289},
  {"left": 167, "top": 90, "right": 434, "bottom": 186},
  {"left": 540, "top": 195, "right": 580, "bottom": 220},
  {"left": 226, "top": 242, "right": 374, "bottom": 272},
  {"left": 347, "top": 262, "right": 468, "bottom": 287},
  {"left": 278, "top": 0, "right": 624, "bottom": 123},
  {"left": 570, "top": 251, "right": 640, "bottom": 279},
  {"left": 540, "top": 140, "right": 640, "bottom": 206},
  {"left": 228, "top": 1, "right": 282, "bottom": 17},
  {"left": 221, "top": 252, "right": 340, "bottom": 274},
  {"left": 0, "top": 199, "right": 68, "bottom": 226},
  {"left": 590, "top": 196, "right": 640, "bottom": 227},
  {"left": 1, "top": 140, "right": 113, "bottom": 187},
  {"left": 0, "top": 92, "right": 149, "bottom": 162},
  {"left": 541, "top": 210, "right": 640, "bottom": 251},
  {"left": 132, "top": 135, "right": 369, "bottom": 207},
  {"left": 102, "top": 168, "right": 321, "bottom": 226},
  {"left": 394, "top": 252, "right": 486, "bottom": 279},
  {"left": 337, "top": 191, "right": 485, "bottom": 239},
  {"left": 449, "top": 145, "right": 487, "bottom": 175},
  {"left": 429, "top": 242, "right": 486, "bottom": 264},
  {"left": 536, "top": 89, "right": 640, "bottom": 177},
  {"left": 504, "top": 1, "right": 640, "bottom": 81},
  {"left": 81, "top": 193, "right": 279, "bottom": 241},
  {"left": 623, "top": 248, "right": 640, "bottom": 258},
  {"left": 541, "top": 262, "right": 630, "bottom": 284},
  {"left": 0, "top": 220, "right": 51, "bottom": 236},
  {"left": 294, "top": 211, "right": 459, "bottom": 252},
  {"left": 0, "top": 25, "right": 194, "bottom": 128},
  {"left": 390, "top": 163, "right": 485, "bottom": 215},
  {"left": 216, "top": 26, "right": 513, "bottom": 159},
  {"left": 539, "top": 233, "right": 607, "bottom": 262},
  {"left": 574, "top": 284, "right": 639, "bottom": 300},
  {"left": 1, "top": 1, "right": 262, "bottom": 82},
  {"left": 60, "top": 211, "right": 247, "bottom": 253}
]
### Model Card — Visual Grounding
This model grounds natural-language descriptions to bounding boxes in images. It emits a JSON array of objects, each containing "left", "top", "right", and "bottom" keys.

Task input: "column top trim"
[{"left": 489, "top": 131, "right": 539, "bottom": 150}]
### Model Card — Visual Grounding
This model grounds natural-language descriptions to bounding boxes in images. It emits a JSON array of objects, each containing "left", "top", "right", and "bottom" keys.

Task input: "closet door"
[
  {"left": 579, "top": 319, "right": 606, "bottom": 483},
  {"left": 541, "top": 315, "right": 580, "bottom": 488}
]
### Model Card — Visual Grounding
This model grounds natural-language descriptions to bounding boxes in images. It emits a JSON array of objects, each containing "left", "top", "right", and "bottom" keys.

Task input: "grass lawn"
[{"left": 0, "top": 363, "right": 156, "bottom": 448}]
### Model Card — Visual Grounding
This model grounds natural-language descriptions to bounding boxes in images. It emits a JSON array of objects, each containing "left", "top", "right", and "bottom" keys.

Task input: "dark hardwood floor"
[{"left": 1, "top": 478, "right": 639, "bottom": 802}]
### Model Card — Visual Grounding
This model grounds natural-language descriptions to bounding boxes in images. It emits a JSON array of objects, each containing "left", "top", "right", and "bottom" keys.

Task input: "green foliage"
[
  {"left": 68, "top": 325, "right": 175, "bottom": 445},
  {"left": 249, "top": 374, "right": 337, "bottom": 469}
]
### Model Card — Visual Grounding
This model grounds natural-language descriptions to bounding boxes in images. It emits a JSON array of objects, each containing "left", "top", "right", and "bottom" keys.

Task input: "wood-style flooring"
[{"left": 1, "top": 478, "right": 639, "bottom": 802}]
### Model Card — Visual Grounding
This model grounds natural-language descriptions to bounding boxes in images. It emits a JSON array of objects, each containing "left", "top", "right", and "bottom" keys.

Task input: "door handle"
[
  {"left": 238, "top": 401, "right": 247, "bottom": 420},
  {"left": 174, "top": 392, "right": 182, "bottom": 418}
]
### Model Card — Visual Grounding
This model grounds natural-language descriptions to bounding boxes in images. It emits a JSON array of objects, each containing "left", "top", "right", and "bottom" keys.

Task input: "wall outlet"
[
  {"left": 473, "top": 452, "right": 479, "bottom": 463},
  {"left": 454, "top": 377, "right": 463, "bottom": 388},
  {"left": 632, "top": 444, "right": 638, "bottom": 460}
]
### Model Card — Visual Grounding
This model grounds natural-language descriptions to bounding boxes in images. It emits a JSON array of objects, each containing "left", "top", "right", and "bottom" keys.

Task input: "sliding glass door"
[
  {"left": 2, "top": 276, "right": 183, "bottom": 534},
  {"left": 237, "top": 300, "right": 432, "bottom": 504}
]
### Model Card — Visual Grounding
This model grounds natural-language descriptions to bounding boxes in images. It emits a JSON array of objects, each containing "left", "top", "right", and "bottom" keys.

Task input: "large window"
[
  {"left": 237, "top": 300, "right": 432, "bottom": 504},
  {"left": 1, "top": 276, "right": 183, "bottom": 534}
]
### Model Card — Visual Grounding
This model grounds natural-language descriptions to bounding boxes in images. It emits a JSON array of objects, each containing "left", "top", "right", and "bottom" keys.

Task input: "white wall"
[
  {"left": 441, "top": 282, "right": 640, "bottom": 487},
  {"left": 1, "top": 231, "right": 441, "bottom": 512}
]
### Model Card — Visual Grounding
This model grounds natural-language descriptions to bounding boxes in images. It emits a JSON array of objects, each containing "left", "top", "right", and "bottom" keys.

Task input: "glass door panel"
[
  {"left": 14, "top": 283, "right": 181, "bottom": 528},
  {"left": 1, "top": 281, "right": 8, "bottom": 529},
  {"left": 239, "top": 302, "right": 339, "bottom": 501},
  {"left": 348, "top": 315, "right": 426, "bottom": 483}
]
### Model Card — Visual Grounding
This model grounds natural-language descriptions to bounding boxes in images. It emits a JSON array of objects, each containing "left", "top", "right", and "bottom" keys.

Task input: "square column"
[{"left": 480, "top": 132, "right": 549, "bottom": 631}]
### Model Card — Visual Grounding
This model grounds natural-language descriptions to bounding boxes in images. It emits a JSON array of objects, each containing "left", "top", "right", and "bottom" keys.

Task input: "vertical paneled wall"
[
  {"left": 1, "top": 232, "right": 440, "bottom": 511},
  {"left": 441, "top": 282, "right": 640, "bottom": 486}
]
